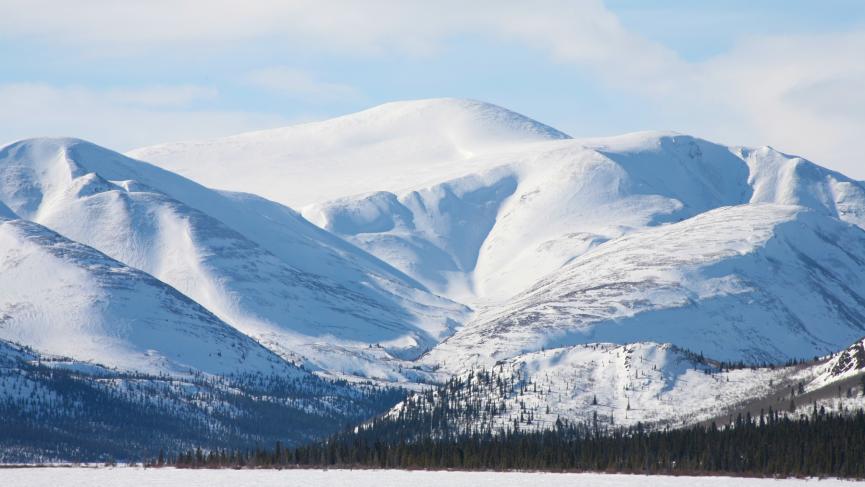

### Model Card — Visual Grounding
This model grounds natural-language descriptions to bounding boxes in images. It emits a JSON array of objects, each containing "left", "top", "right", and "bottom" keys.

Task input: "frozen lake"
[{"left": 0, "top": 467, "right": 861, "bottom": 486}]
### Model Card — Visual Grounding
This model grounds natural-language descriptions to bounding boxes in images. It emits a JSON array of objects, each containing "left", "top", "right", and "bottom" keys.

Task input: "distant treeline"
[
  {"left": 164, "top": 407, "right": 865, "bottom": 478},
  {"left": 0, "top": 352, "right": 405, "bottom": 463}
]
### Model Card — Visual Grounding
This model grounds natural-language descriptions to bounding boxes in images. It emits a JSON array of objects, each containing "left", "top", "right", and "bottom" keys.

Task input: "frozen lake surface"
[{"left": 0, "top": 467, "right": 861, "bottom": 486}]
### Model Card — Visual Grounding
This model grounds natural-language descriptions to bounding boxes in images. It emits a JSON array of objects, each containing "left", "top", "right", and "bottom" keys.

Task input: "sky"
[{"left": 0, "top": 0, "right": 863, "bottom": 178}]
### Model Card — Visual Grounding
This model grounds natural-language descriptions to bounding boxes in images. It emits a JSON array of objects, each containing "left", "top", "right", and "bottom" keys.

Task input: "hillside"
[
  {"left": 0, "top": 216, "right": 290, "bottom": 376},
  {"left": 424, "top": 204, "right": 865, "bottom": 369},
  {"left": 4, "top": 98, "right": 865, "bottom": 459},
  {"left": 388, "top": 339, "right": 865, "bottom": 435},
  {"left": 0, "top": 338, "right": 403, "bottom": 462}
]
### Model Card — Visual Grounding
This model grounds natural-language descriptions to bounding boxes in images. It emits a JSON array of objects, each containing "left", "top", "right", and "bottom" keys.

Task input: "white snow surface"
[
  {"left": 128, "top": 98, "right": 569, "bottom": 207},
  {"left": 0, "top": 218, "right": 294, "bottom": 376},
  {"left": 5, "top": 98, "right": 865, "bottom": 427},
  {"left": 0, "top": 467, "right": 856, "bottom": 487},
  {"left": 425, "top": 204, "right": 865, "bottom": 370},
  {"left": 0, "top": 138, "right": 467, "bottom": 381},
  {"left": 305, "top": 134, "right": 865, "bottom": 306},
  {"left": 394, "top": 342, "right": 821, "bottom": 432},
  {"left": 130, "top": 107, "right": 865, "bottom": 307}
]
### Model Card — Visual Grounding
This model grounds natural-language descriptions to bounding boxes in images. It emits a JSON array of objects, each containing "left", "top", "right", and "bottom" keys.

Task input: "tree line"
[
  {"left": 0, "top": 347, "right": 405, "bottom": 462},
  {"left": 163, "top": 407, "right": 865, "bottom": 478}
]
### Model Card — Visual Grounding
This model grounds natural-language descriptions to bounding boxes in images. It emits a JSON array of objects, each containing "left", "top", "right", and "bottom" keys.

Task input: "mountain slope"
[
  {"left": 0, "top": 216, "right": 293, "bottom": 376},
  {"left": 0, "top": 138, "right": 467, "bottom": 380},
  {"left": 424, "top": 204, "right": 865, "bottom": 370},
  {"left": 0, "top": 337, "right": 405, "bottom": 462},
  {"left": 127, "top": 100, "right": 865, "bottom": 370},
  {"left": 130, "top": 100, "right": 865, "bottom": 307},
  {"left": 127, "top": 98, "right": 570, "bottom": 207},
  {"left": 385, "top": 338, "right": 865, "bottom": 436},
  {"left": 304, "top": 133, "right": 865, "bottom": 305},
  {"left": 389, "top": 342, "right": 812, "bottom": 433}
]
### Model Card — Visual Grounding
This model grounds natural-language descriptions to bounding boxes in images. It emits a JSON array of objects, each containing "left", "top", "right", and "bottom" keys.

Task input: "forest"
[{"left": 165, "top": 406, "right": 865, "bottom": 478}]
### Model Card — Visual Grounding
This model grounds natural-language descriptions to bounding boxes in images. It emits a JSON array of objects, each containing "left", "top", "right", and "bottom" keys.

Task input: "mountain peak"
[
  {"left": 336, "top": 97, "right": 571, "bottom": 141},
  {"left": 128, "top": 98, "right": 570, "bottom": 206}
]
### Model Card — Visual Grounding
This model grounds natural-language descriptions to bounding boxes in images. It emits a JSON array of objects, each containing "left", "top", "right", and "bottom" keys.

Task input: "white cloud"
[
  {"left": 105, "top": 85, "right": 218, "bottom": 107},
  {"left": 244, "top": 67, "right": 360, "bottom": 102},
  {"left": 0, "top": 0, "right": 467, "bottom": 55},
  {"left": 0, "top": 83, "right": 289, "bottom": 151},
  {"left": 687, "top": 32, "right": 865, "bottom": 177},
  {"left": 0, "top": 1, "right": 862, "bottom": 177}
]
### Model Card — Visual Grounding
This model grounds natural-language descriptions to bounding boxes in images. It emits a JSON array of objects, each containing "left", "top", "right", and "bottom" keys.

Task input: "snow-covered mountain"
[
  {"left": 0, "top": 138, "right": 466, "bottom": 380},
  {"left": 0, "top": 215, "right": 291, "bottom": 376},
  {"left": 303, "top": 133, "right": 865, "bottom": 305},
  {"left": 4, "top": 97, "right": 865, "bottom": 454},
  {"left": 424, "top": 204, "right": 865, "bottom": 369},
  {"left": 128, "top": 98, "right": 569, "bottom": 207},
  {"left": 129, "top": 100, "right": 865, "bottom": 367},
  {"left": 132, "top": 104, "right": 865, "bottom": 308},
  {"left": 387, "top": 338, "right": 865, "bottom": 435}
]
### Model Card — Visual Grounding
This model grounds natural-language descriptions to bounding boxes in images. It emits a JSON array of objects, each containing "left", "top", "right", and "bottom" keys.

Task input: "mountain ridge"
[{"left": 0, "top": 137, "right": 467, "bottom": 381}]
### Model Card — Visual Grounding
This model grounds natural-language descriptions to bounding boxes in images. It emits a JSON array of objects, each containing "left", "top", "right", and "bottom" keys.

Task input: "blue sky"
[{"left": 1, "top": 1, "right": 863, "bottom": 177}]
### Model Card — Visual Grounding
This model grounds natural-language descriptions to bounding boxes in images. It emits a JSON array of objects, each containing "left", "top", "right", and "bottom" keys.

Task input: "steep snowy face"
[
  {"left": 0, "top": 138, "right": 467, "bottom": 379},
  {"left": 304, "top": 133, "right": 865, "bottom": 306},
  {"left": 127, "top": 98, "right": 570, "bottom": 207},
  {"left": 129, "top": 99, "right": 865, "bottom": 307},
  {"left": 743, "top": 146, "right": 865, "bottom": 228},
  {"left": 0, "top": 218, "right": 295, "bottom": 377},
  {"left": 423, "top": 204, "right": 865, "bottom": 370},
  {"left": 815, "top": 338, "right": 865, "bottom": 385},
  {"left": 304, "top": 134, "right": 757, "bottom": 303}
]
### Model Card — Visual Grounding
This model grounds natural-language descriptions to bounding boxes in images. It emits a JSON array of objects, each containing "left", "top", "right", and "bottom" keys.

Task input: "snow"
[
  {"left": 0, "top": 467, "right": 856, "bottom": 487},
  {"left": 392, "top": 342, "right": 828, "bottom": 431},
  {"left": 127, "top": 98, "right": 569, "bottom": 207},
  {"left": 0, "top": 137, "right": 467, "bottom": 381},
  {"left": 424, "top": 204, "right": 865, "bottom": 370},
  {"left": 6, "top": 98, "right": 865, "bottom": 433},
  {"left": 124, "top": 100, "right": 865, "bottom": 371},
  {"left": 0, "top": 218, "right": 294, "bottom": 377},
  {"left": 303, "top": 134, "right": 865, "bottom": 308}
]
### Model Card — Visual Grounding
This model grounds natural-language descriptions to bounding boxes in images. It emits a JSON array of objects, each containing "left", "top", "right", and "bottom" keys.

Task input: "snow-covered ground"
[
  {"left": 0, "top": 467, "right": 859, "bottom": 487},
  {"left": 389, "top": 342, "right": 829, "bottom": 432}
]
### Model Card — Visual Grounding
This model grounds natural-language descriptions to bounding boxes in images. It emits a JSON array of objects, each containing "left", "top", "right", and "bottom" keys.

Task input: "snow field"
[{"left": 0, "top": 467, "right": 859, "bottom": 487}]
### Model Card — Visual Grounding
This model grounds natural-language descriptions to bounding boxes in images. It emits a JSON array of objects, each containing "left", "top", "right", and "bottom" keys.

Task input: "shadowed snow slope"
[
  {"left": 0, "top": 217, "right": 296, "bottom": 376},
  {"left": 424, "top": 204, "right": 865, "bottom": 370},
  {"left": 0, "top": 138, "right": 467, "bottom": 380},
  {"left": 127, "top": 98, "right": 570, "bottom": 207}
]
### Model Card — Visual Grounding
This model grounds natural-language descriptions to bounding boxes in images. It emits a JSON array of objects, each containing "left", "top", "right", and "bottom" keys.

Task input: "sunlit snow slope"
[
  {"left": 0, "top": 217, "right": 294, "bottom": 376},
  {"left": 305, "top": 133, "right": 865, "bottom": 305},
  {"left": 392, "top": 339, "right": 865, "bottom": 433},
  {"left": 0, "top": 138, "right": 467, "bottom": 380},
  {"left": 425, "top": 204, "right": 865, "bottom": 369},
  {"left": 128, "top": 99, "right": 865, "bottom": 371},
  {"left": 128, "top": 98, "right": 569, "bottom": 207}
]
